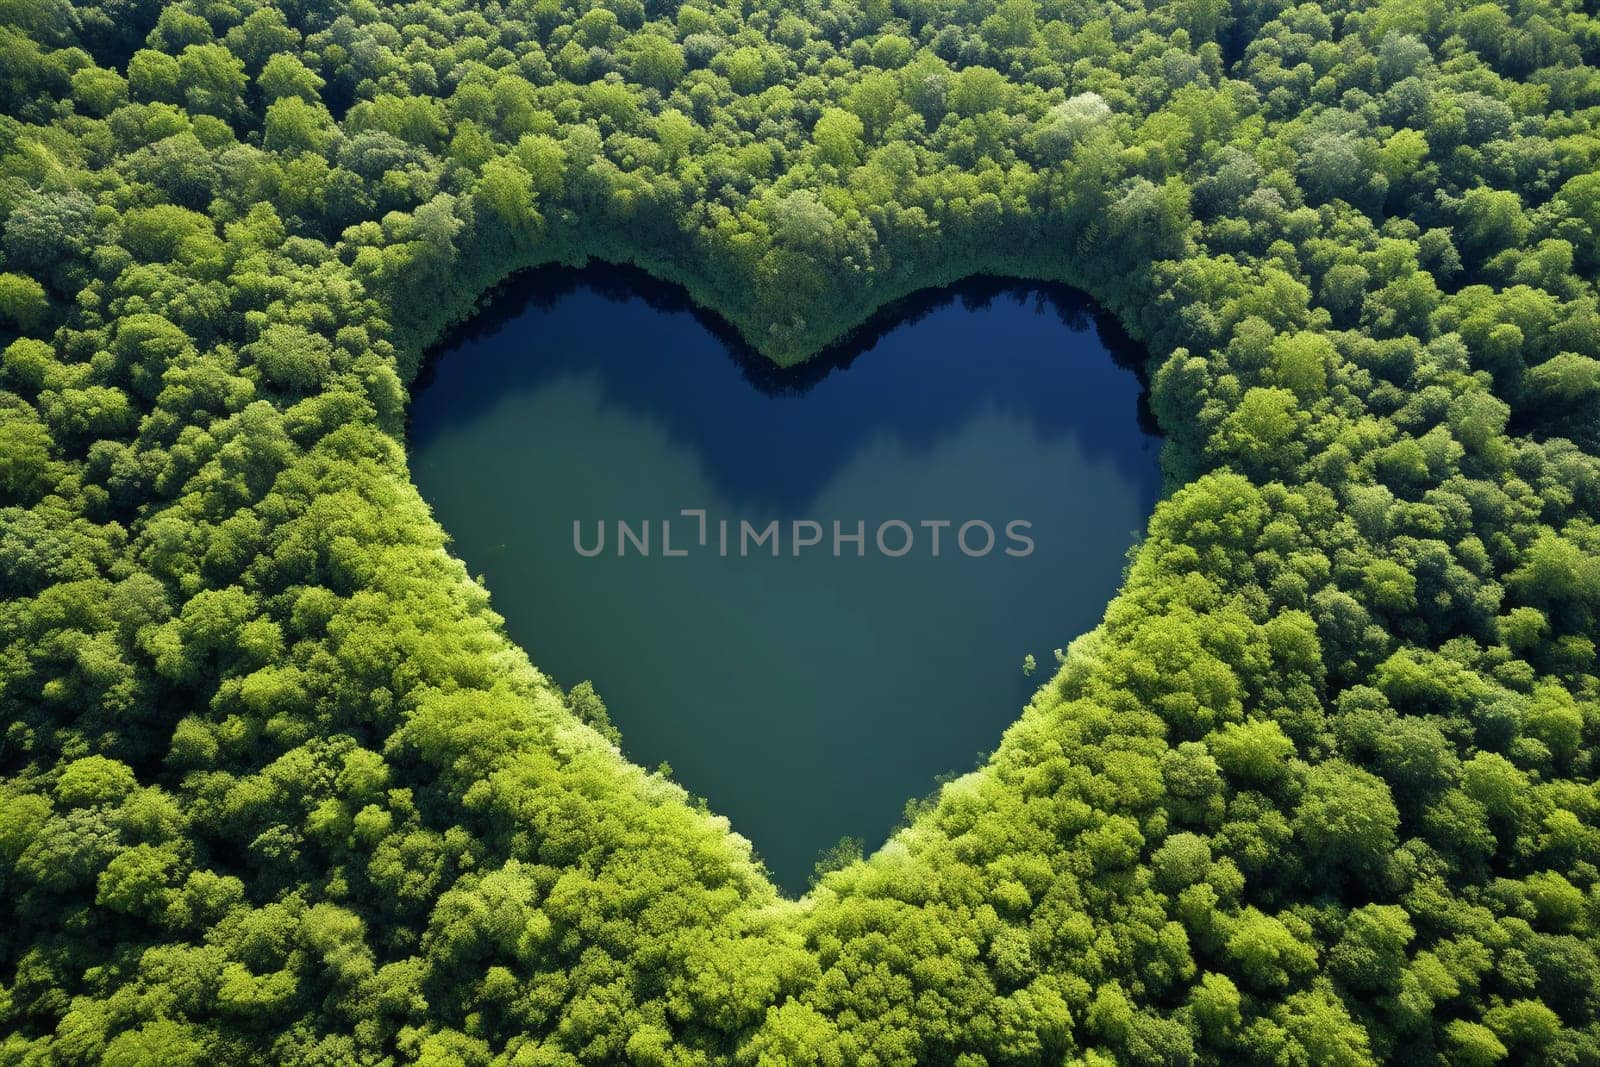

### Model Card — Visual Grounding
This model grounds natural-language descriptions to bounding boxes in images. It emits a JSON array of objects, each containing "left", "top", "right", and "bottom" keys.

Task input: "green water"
[{"left": 409, "top": 267, "right": 1161, "bottom": 893}]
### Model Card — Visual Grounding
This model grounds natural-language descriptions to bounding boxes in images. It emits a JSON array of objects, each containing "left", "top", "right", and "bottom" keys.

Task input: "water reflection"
[{"left": 408, "top": 264, "right": 1161, "bottom": 893}]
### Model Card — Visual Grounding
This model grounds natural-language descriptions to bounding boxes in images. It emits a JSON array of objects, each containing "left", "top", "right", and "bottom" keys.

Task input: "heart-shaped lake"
[{"left": 408, "top": 265, "right": 1161, "bottom": 892}]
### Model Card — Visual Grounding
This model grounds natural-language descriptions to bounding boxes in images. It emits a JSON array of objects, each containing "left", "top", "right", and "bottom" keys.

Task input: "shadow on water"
[
  {"left": 411, "top": 262, "right": 1161, "bottom": 516},
  {"left": 418, "top": 261, "right": 1156, "bottom": 398}
]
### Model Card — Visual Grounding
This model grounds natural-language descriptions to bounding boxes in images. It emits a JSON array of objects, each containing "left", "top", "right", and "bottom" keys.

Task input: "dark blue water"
[{"left": 409, "top": 265, "right": 1161, "bottom": 893}]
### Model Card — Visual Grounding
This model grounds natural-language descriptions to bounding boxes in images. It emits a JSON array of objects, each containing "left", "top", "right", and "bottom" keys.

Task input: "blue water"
[{"left": 409, "top": 266, "right": 1161, "bottom": 893}]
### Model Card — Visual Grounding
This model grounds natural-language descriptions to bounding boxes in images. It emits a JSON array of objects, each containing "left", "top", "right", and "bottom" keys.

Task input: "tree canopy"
[{"left": 2, "top": 0, "right": 1600, "bottom": 1061}]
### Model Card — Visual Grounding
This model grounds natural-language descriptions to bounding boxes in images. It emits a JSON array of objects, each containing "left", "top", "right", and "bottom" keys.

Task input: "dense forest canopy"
[{"left": 2, "top": 0, "right": 1600, "bottom": 1060}]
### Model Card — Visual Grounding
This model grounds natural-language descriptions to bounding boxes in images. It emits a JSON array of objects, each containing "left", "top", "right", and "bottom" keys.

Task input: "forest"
[{"left": 2, "top": 0, "right": 1600, "bottom": 1060}]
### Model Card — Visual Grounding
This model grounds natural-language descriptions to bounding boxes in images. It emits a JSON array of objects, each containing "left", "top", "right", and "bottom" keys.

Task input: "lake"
[{"left": 408, "top": 264, "right": 1161, "bottom": 894}]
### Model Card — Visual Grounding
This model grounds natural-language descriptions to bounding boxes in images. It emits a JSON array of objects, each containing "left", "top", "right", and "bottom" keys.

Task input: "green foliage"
[{"left": 2, "top": 0, "right": 1600, "bottom": 1061}]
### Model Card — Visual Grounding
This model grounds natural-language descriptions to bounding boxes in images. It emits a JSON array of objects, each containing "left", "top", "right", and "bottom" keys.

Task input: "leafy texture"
[{"left": 2, "top": 0, "right": 1600, "bottom": 1062}]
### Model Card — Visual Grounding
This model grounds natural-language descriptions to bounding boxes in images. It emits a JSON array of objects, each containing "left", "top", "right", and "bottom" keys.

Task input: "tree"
[
  {"left": 102, "top": 1020, "right": 207, "bottom": 1067},
  {"left": 473, "top": 157, "right": 539, "bottom": 230},
  {"left": 1209, "top": 719, "right": 1295, "bottom": 788},
  {"left": 812, "top": 108, "right": 864, "bottom": 168},
  {"left": 1293, "top": 761, "right": 1399, "bottom": 881},
  {"left": 1270, "top": 331, "right": 1334, "bottom": 400},
  {"left": 624, "top": 34, "right": 684, "bottom": 91},
  {"left": 1329, "top": 905, "right": 1414, "bottom": 993},
  {"left": 69, "top": 65, "right": 127, "bottom": 115},
  {"left": 1459, "top": 187, "right": 1531, "bottom": 260},
  {"left": 0, "top": 272, "right": 49, "bottom": 333},
  {"left": 178, "top": 43, "right": 247, "bottom": 119},
  {"left": 1226, "top": 908, "right": 1319, "bottom": 991},
  {"left": 1030, "top": 93, "right": 1112, "bottom": 162},
  {"left": 264, "top": 97, "right": 334, "bottom": 153},
  {"left": 56, "top": 755, "right": 138, "bottom": 807},
  {"left": 1216, "top": 387, "right": 1308, "bottom": 475},
  {"left": 950, "top": 66, "right": 1009, "bottom": 117}
]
